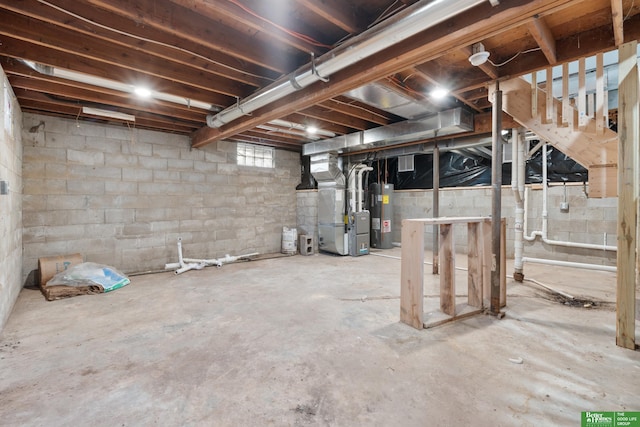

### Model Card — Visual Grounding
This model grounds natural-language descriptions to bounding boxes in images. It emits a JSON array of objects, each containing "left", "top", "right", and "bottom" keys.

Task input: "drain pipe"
[
  {"left": 522, "top": 143, "right": 616, "bottom": 273},
  {"left": 206, "top": 0, "right": 493, "bottom": 128},
  {"left": 524, "top": 143, "right": 616, "bottom": 252},
  {"left": 512, "top": 128, "right": 525, "bottom": 281}
]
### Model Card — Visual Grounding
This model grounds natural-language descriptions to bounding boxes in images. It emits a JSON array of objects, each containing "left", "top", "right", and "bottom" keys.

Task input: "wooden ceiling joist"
[{"left": 528, "top": 16, "right": 558, "bottom": 64}]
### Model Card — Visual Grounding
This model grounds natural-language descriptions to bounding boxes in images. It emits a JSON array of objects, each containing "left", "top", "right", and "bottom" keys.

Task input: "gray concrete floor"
[{"left": 1, "top": 248, "right": 639, "bottom": 426}]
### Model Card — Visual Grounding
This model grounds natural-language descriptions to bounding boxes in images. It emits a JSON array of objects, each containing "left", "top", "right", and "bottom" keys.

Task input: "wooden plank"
[
  {"left": 562, "top": 62, "right": 571, "bottom": 126},
  {"left": 467, "top": 222, "right": 483, "bottom": 308},
  {"left": 531, "top": 71, "right": 538, "bottom": 119},
  {"left": 529, "top": 16, "right": 557, "bottom": 65},
  {"left": 482, "top": 219, "right": 492, "bottom": 307},
  {"left": 596, "top": 53, "right": 605, "bottom": 135},
  {"left": 440, "top": 223, "right": 456, "bottom": 316},
  {"left": 578, "top": 58, "right": 588, "bottom": 129},
  {"left": 400, "top": 220, "right": 425, "bottom": 329},
  {"left": 611, "top": 0, "right": 625, "bottom": 47},
  {"left": 616, "top": 41, "right": 638, "bottom": 350},
  {"left": 545, "top": 67, "right": 554, "bottom": 124},
  {"left": 424, "top": 308, "right": 484, "bottom": 329}
]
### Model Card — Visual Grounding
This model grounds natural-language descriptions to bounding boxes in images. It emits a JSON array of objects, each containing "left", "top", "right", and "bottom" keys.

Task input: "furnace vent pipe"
[{"left": 207, "top": 0, "right": 492, "bottom": 128}]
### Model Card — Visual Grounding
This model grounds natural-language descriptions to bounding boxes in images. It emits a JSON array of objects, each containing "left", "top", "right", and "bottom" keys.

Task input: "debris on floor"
[{"left": 42, "top": 262, "right": 130, "bottom": 301}]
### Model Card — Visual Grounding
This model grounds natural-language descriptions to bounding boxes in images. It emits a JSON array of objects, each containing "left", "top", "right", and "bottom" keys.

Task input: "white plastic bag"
[{"left": 46, "top": 262, "right": 130, "bottom": 292}]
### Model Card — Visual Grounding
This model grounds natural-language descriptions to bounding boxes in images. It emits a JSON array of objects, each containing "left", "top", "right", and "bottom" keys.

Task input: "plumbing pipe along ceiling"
[{"left": 1, "top": 0, "right": 639, "bottom": 152}]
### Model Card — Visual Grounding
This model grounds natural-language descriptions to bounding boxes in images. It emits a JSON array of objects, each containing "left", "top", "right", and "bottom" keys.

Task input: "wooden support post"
[
  {"left": 562, "top": 62, "right": 571, "bottom": 126},
  {"left": 468, "top": 222, "right": 483, "bottom": 308},
  {"left": 596, "top": 52, "right": 605, "bottom": 135},
  {"left": 490, "top": 83, "right": 503, "bottom": 315},
  {"left": 400, "top": 220, "right": 425, "bottom": 329},
  {"left": 440, "top": 223, "right": 456, "bottom": 316},
  {"left": 616, "top": 41, "right": 638, "bottom": 350},
  {"left": 482, "top": 218, "right": 492, "bottom": 307},
  {"left": 545, "top": 67, "right": 554, "bottom": 124},
  {"left": 578, "top": 57, "right": 588, "bottom": 129},
  {"left": 531, "top": 71, "right": 538, "bottom": 119}
]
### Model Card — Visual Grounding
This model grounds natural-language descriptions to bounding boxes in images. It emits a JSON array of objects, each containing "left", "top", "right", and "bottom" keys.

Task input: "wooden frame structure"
[{"left": 400, "top": 216, "right": 506, "bottom": 329}]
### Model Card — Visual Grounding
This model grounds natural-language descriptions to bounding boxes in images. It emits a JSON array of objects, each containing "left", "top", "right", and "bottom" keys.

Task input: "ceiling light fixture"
[
  {"left": 134, "top": 86, "right": 152, "bottom": 98},
  {"left": 306, "top": 125, "right": 318, "bottom": 135},
  {"left": 82, "top": 107, "right": 135, "bottom": 122},
  {"left": 430, "top": 88, "right": 449, "bottom": 99},
  {"left": 468, "top": 42, "right": 490, "bottom": 66}
]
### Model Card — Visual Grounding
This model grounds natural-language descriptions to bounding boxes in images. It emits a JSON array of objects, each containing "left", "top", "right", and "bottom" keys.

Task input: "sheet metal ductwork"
[
  {"left": 303, "top": 108, "right": 474, "bottom": 156},
  {"left": 206, "top": 0, "right": 493, "bottom": 129},
  {"left": 310, "top": 154, "right": 348, "bottom": 255}
]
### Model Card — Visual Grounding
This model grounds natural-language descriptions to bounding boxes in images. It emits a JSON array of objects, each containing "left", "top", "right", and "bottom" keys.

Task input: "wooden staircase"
[{"left": 489, "top": 65, "right": 618, "bottom": 198}]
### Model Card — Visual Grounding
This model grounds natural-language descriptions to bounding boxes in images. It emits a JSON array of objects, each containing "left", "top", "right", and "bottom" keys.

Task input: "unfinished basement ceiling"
[{"left": 1, "top": 0, "right": 639, "bottom": 151}]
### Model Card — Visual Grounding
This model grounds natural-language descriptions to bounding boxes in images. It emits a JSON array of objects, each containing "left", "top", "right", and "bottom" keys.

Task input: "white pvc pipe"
[
  {"left": 512, "top": 128, "right": 525, "bottom": 273},
  {"left": 207, "top": 0, "right": 491, "bottom": 128},
  {"left": 522, "top": 257, "right": 616, "bottom": 272},
  {"left": 523, "top": 143, "right": 616, "bottom": 251}
]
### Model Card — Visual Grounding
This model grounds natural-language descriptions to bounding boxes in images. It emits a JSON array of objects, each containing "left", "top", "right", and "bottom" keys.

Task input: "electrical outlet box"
[
  {"left": 560, "top": 201, "right": 569, "bottom": 212},
  {"left": 0, "top": 181, "right": 8, "bottom": 195}
]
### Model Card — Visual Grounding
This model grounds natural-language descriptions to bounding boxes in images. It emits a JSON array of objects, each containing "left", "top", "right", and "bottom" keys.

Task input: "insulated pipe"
[
  {"left": 512, "top": 128, "right": 525, "bottom": 280},
  {"left": 207, "top": 0, "right": 492, "bottom": 128},
  {"left": 357, "top": 166, "right": 373, "bottom": 212}
]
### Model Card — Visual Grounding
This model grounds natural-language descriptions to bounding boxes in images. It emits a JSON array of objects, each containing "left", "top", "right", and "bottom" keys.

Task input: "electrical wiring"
[
  {"left": 35, "top": 0, "right": 274, "bottom": 82},
  {"left": 488, "top": 47, "right": 542, "bottom": 67},
  {"left": 226, "top": 0, "right": 333, "bottom": 49},
  {"left": 368, "top": 0, "right": 404, "bottom": 28}
]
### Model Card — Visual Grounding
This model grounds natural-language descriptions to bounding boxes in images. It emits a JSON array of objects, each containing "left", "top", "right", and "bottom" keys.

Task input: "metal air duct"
[
  {"left": 206, "top": 0, "right": 493, "bottom": 128},
  {"left": 302, "top": 108, "right": 473, "bottom": 156}
]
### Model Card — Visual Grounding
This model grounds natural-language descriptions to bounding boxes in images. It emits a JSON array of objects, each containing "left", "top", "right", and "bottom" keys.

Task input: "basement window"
[{"left": 237, "top": 143, "right": 274, "bottom": 168}]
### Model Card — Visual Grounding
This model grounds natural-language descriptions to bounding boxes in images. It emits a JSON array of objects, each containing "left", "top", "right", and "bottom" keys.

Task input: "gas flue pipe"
[{"left": 357, "top": 166, "right": 373, "bottom": 212}]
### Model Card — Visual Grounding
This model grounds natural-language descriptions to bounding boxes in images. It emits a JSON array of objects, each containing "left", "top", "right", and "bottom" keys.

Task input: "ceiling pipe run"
[{"left": 206, "top": 0, "right": 494, "bottom": 129}]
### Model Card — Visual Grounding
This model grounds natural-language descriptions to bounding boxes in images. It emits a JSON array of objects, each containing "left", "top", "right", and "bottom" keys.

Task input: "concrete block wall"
[
  {"left": 21, "top": 113, "right": 300, "bottom": 282},
  {"left": 296, "top": 190, "right": 318, "bottom": 252},
  {"left": 393, "top": 185, "right": 616, "bottom": 266},
  {"left": 295, "top": 185, "right": 616, "bottom": 266},
  {"left": 0, "top": 67, "right": 23, "bottom": 331}
]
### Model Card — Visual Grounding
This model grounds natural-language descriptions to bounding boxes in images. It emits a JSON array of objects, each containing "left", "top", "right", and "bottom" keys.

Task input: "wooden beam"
[
  {"left": 528, "top": 16, "right": 557, "bottom": 65},
  {"left": 296, "top": 0, "right": 364, "bottom": 34},
  {"left": 467, "top": 222, "right": 483, "bottom": 308},
  {"left": 82, "top": 0, "right": 291, "bottom": 73},
  {"left": 596, "top": 53, "right": 605, "bottom": 135},
  {"left": 320, "top": 99, "right": 393, "bottom": 126},
  {"left": 192, "top": 0, "right": 589, "bottom": 147},
  {"left": 440, "top": 223, "right": 456, "bottom": 316},
  {"left": 616, "top": 41, "right": 638, "bottom": 350},
  {"left": 0, "top": 0, "right": 271, "bottom": 87},
  {"left": 545, "top": 67, "right": 554, "bottom": 124},
  {"left": 170, "top": 0, "right": 325, "bottom": 55},
  {"left": 400, "top": 220, "right": 425, "bottom": 329},
  {"left": 578, "top": 57, "right": 588, "bottom": 129},
  {"left": 562, "top": 62, "right": 571, "bottom": 126},
  {"left": 611, "top": 0, "right": 625, "bottom": 46}
]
